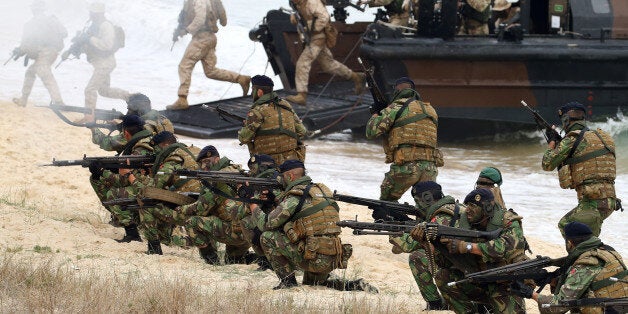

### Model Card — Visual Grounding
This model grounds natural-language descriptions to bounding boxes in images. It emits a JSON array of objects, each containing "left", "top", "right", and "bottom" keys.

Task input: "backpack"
[{"left": 112, "top": 24, "right": 125, "bottom": 52}]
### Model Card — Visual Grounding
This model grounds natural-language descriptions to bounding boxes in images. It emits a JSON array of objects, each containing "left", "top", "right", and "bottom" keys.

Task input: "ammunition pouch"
[
  {"left": 393, "top": 146, "right": 443, "bottom": 166},
  {"left": 558, "top": 165, "right": 573, "bottom": 189},
  {"left": 303, "top": 236, "right": 345, "bottom": 268},
  {"left": 324, "top": 24, "right": 338, "bottom": 49},
  {"left": 284, "top": 220, "right": 306, "bottom": 243},
  {"left": 575, "top": 182, "right": 616, "bottom": 200}
]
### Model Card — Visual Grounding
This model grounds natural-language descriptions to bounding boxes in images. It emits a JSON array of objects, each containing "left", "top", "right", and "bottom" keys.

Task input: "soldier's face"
[{"left": 466, "top": 203, "right": 484, "bottom": 224}]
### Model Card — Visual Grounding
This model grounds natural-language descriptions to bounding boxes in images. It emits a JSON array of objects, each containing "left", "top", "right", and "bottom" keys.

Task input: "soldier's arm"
[
  {"left": 153, "top": 160, "right": 183, "bottom": 189},
  {"left": 186, "top": 0, "right": 208, "bottom": 34},
  {"left": 179, "top": 189, "right": 216, "bottom": 217},
  {"left": 89, "top": 21, "right": 115, "bottom": 52},
  {"left": 541, "top": 136, "right": 576, "bottom": 171},
  {"left": 389, "top": 233, "right": 421, "bottom": 253},
  {"left": 215, "top": 0, "right": 227, "bottom": 26},
  {"left": 365, "top": 105, "right": 397, "bottom": 139},
  {"left": 537, "top": 264, "right": 602, "bottom": 314},
  {"left": 309, "top": 0, "right": 330, "bottom": 32},
  {"left": 91, "top": 128, "right": 126, "bottom": 152},
  {"left": 294, "top": 112, "right": 308, "bottom": 138},
  {"left": 475, "top": 220, "right": 525, "bottom": 263},
  {"left": 237, "top": 109, "right": 263, "bottom": 144},
  {"left": 263, "top": 195, "right": 300, "bottom": 230}
]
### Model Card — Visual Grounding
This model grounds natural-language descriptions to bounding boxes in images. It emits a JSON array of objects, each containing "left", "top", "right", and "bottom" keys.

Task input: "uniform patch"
[{"left": 570, "top": 268, "right": 577, "bottom": 275}]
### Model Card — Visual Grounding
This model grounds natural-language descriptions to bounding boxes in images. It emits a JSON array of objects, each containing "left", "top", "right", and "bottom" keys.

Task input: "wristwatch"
[{"left": 466, "top": 243, "right": 473, "bottom": 253}]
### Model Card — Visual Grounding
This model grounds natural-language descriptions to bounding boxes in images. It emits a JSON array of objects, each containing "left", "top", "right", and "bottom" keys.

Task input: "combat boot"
[
  {"left": 115, "top": 224, "right": 142, "bottom": 243},
  {"left": 286, "top": 92, "right": 307, "bottom": 106},
  {"left": 237, "top": 75, "right": 251, "bottom": 96},
  {"left": 166, "top": 96, "right": 189, "bottom": 110},
  {"left": 351, "top": 72, "right": 366, "bottom": 95},
  {"left": 425, "top": 299, "right": 447, "bottom": 310},
  {"left": 272, "top": 274, "right": 298, "bottom": 290},
  {"left": 146, "top": 240, "right": 163, "bottom": 255},
  {"left": 12, "top": 97, "right": 26, "bottom": 107},
  {"left": 198, "top": 246, "right": 219, "bottom": 265}
]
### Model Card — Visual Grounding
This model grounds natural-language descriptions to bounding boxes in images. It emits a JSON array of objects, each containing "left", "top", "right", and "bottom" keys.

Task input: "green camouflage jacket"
[
  {"left": 251, "top": 175, "right": 313, "bottom": 231},
  {"left": 237, "top": 92, "right": 306, "bottom": 144},
  {"left": 365, "top": 88, "right": 421, "bottom": 139},
  {"left": 542, "top": 122, "right": 587, "bottom": 171}
]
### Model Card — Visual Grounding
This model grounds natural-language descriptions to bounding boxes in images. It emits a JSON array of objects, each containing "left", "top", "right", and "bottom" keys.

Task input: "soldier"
[
  {"left": 541, "top": 102, "right": 619, "bottom": 238},
  {"left": 91, "top": 93, "right": 174, "bottom": 153},
  {"left": 238, "top": 75, "right": 307, "bottom": 164},
  {"left": 168, "top": 0, "right": 251, "bottom": 110},
  {"left": 285, "top": 0, "right": 365, "bottom": 105},
  {"left": 174, "top": 145, "right": 255, "bottom": 265},
  {"left": 475, "top": 166, "right": 506, "bottom": 208},
  {"left": 132, "top": 131, "right": 201, "bottom": 255},
  {"left": 366, "top": 77, "right": 443, "bottom": 202},
  {"left": 249, "top": 160, "right": 353, "bottom": 289},
  {"left": 421, "top": 188, "right": 528, "bottom": 313},
  {"left": 492, "top": 0, "right": 520, "bottom": 29},
  {"left": 510, "top": 222, "right": 628, "bottom": 313},
  {"left": 389, "top": 181, "right": 447, "bottom": 310},
  {"left": 458, "top": 0, "right": 491, "bottom": 35},
  {"left": 357, "top": 0, "right": 412, "bottom": 26},
  {"left": 68, "top": 2, "right": 131, "bottom": 123},
  {"left": 12, "top": 0, "right": 67, "bottom": 107},
  {"left": 89, "top": 115, "right": 153, "bottom": 242}
]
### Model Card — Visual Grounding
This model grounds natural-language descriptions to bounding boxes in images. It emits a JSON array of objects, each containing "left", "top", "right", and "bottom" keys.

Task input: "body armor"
[
  {"left": 252, "top": 100, "right": 300, "bottom": 155},
  {"left": 460, "top": 0, "right": 491, "bottom": 22},
  {"left": 387, "top": 99, "right": 439, "bottom": 165},
  {"left": 183, "top": 0, "right": 221, "bottom": 33},
  {"left": 574, "top": 247, "right": 628, "bottom": 314},
  {"left": 165, "top": 146, "right": 201, "bottom": 192}
]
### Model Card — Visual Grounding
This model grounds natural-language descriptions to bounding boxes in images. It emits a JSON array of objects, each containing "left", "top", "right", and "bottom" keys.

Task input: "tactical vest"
[
  {"left": 385, "top": 0, "right": 405, "bottom": 14},
  {"left": 162, "top": 145, "right": 201, "bottom": 192},
  {"left": 387, "top": 99, "right": 439, "bottom": 164},
  {"left": 461, "top": 0, "right": 491, "bottom": 23},
  {"left": 120, "top": 130, "right": 153, "bottom": 156},
  {"left": 183, "top": 0, "right": 220, "bottom": 33},
  {"left": 426, "top": 196, "right": 457, "bottom": 222},
  {"left": 252, "top": 100, "right": 300, "bottom": 155},
  {"left": 574, "top": 247, "right": 628, "bottom": 314},
  {"left": 559, "top": 128, "right": 616, "bottom": 199}
]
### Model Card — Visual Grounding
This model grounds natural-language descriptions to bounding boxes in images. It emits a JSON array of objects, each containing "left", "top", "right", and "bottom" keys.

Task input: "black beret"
[
  {"left": 251, "top": 75, "right": 274, "bottom": 87},
  {"left": 463, "top": 188, "right": 494, "bottom": 206},
  {"left": 279, "top": 159, "right": 305, "bottom": 173},
  {"left": 151, "top": 131, "right": 175, "bottom": 145},
  {"left": 411, "top": 181, "right": 442, "bottom": 197},
  {"left": 394, "top": 76, "right": 415, "bottom": 89},
  {"left": 196, "top": 145, "right": 219, "bottom": 161},
  {"left": 121, "top": 114, "right": 144, "bottom": 128},
  {"left": 558, "top": 102, "right": 586, "bottom": 116},
  {"left": 248, "top": 154, "right": 276, "bottom": 167},
  {"left": 564, "top": 222, "right": 593, "bottom": 239}
]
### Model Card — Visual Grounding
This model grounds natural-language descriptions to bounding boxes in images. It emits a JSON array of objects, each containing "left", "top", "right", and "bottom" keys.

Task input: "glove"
[
  {"left": 510, "top": 280, "right": 533, "bottom": 299},
  {"left": 440, "top": 238, "right": 469, "bottom": 254},
  {"left": 89, "top": 165, "right": 103, "bottom": 180},
  {"left": 371, "top": 207, "right": 388, "bottom": 222},
  {"left": 545, "top": 128, "right": 561, "bottom": 144},
  {"left": 410, "top": 224, "right": 426, "bottom": 241},
  {"left": 12, "top": 47, "right": 23, "bottom": 57}
]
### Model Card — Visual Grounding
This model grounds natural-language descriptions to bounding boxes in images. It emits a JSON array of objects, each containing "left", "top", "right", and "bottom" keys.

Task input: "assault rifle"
[
  {"left": 541, "top": 297, "right": 628, "bottom": 313},
  {"left": 215, "top": 105, "right": 246, "bottom": 124},
  {"left": 41, "top": 103, "right": 125, "bottom": 130},
  {"left": 4, "top": 47, "right": 26, "bottom": 66},
  {"left": 333, "top": 192, "right": 422, "bottom": 221},
  {"left": 289, "top": 0, "right": 310, "bottom": 46},
  {"left": 448, "top": 255, "right": 566, "bottom": 292},
  {"left": 43, "top": 154, "right": 155, "bottom": 169},
  {"left": 521, "top": 100, "right": 561, "bottom": 144},
  {"left": 336, "top": 220, "right": 503, "bottom": 239},
  {"left": 358, "top": 57, "right": 388, "bottom": 115},
  {"left": 102, "top": 193, "right": 200, "bottom": 209},
  {"left": 57, "top": 24, "right": 92, "bottom": 68},
  {"left": 173, "top": 169, "right": 281, "bottom": 200},
  {"left": 171, "top": 9, "right": 186, "bottom": 51}
]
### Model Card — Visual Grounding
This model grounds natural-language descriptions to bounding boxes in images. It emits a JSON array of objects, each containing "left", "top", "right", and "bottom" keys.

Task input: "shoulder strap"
[
  {"left": 562, "top": 127, "right": 588, "bottom": 165},
  {"left": 450, "top": 203, "right": 460, "bottom": 227}
]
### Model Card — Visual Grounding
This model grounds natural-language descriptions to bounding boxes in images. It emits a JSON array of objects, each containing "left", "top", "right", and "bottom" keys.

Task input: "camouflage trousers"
[
  {"left": 436, "top": 267, "right": 526, "bottom": 314},
  {"left": 558, "top": 197, "right": 617, "bottom": 238},
  {"left": 390, "top": 234, "right": 442, "bottom": 302},
  {"left": 294, "top": 40, "right": 353, "bottom": 93},
  {"left": 182, "top": 215, "right": 250, "bottom": 258},
  {"left": 177, "top": 31, "right": 240, "bottom": 97},
  {"left": 138, "top": 205, "right": 175, "bottom": 244},
  {"left": 90, "top": 170, "right": 140, "bottom": 227},
  {"left": 85, "top": 56, "right": 130, "bottom": 109},
  {"left": 380, "top": 160, "right": 438, "bottom": 201},
  {"left": 240, "top": 215, "right": 264, "bottom": 256},
  {"left": 20, "top": 48, "right": 63, "bottom": 104},
  {"left": 260, "top": 231, "right": 335, "bottom": 280}
]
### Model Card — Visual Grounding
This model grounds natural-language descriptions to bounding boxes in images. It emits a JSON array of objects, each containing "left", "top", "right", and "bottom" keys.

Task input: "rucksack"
[{"left": 112, "top": 24, "right": 125, "bottom": 52}]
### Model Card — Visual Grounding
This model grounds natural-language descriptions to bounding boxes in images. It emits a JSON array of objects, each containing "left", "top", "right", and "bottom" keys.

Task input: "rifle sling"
[
  {"left": 590, "top": 269, "right": 628, "bottom": 291},
  {"left": 561, "top": 126, "right": 588, "bottom": 167},
  {"left": 564, "top": 129, "right": 615, "bottom": 165},
  {"left": 290, "top": 184, "right": 339, "bottom": 222},
  {"left": 451, "top": 203, "right": 460, "bottom": 227},
  {"left": 119, "top": 130, "right": 152, "bottom": 156}
]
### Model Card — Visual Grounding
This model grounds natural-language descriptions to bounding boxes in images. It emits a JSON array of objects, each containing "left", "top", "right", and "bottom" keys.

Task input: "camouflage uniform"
[
  {"left": 83, "top": 19, "right": 130, "bottom": 109},
  {"left": 175, "top": 157, "right": 251, "bottom": 259},
  {"left": 458, "top": 0, "right": 490, "bottom": 35},
  {"left": 91, "top": 110, "right": 174, "bottom": 152},
  {"left": 15, "top": 12, "right": 67, "bottom": 106},
  {"left": 542, "top": 122, "right": 618, "bottom": 237},
  {"left": 252, "top": 176, "right": 350, "bottom": 284},
  {"left": 366, "top": 88, "right": 441, "bottom": 201},
  {"left": 138, "top": 143, "right": 201, "bottom": 244},
  {"left": 366, "top": 0, "right": 411, "bottom": 26},
  {"left": 238, "top": 92, "right": 307, "bottom": 164},
  {"left": 176, "top": 0, "right": 245, "bottom": 98},
  {"left": 537, "top": 236, "right": 628, "bottom": 314},
  {"left": 292, "top": 0, "right": 354, "bottom": 94},
  {"left": 432, "top": 204, "right": 528, "bottom": 313}
]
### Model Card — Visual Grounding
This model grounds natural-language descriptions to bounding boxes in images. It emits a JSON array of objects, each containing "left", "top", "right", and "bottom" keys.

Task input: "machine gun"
[
  {"left": 43, "top": 154, "right": 155, "bottom": 169},
  {"left": 327, "top": 0, "right": 365, "bottom": 23},
  {"left": 215, "top": 105, "right": 246, "bottom": 124},
  {"left": 333, "top": 191, "right": 422, "bottom": 221},
  {"left": 358, "top": 57, "right": 388, "bottom": 115},
  {"left": 4, "top": 47, "right": 26, "bottom": 66},
  {"left": 171, "top": 9, "right": 186, "bottom": 51},
  {"left": 448, "top": 255, "right": 566, "bottom": 292},
  {"left": 174, "top": 169, "right": 281, "bottom": 200},
  {"left": 541, "top": 297, "right": 628, "bottom": 313},
  {"left": 336, "top": 220, "right": 503, "bottom": 239},
  {"left": 41, "top": 103, "right": 125, "bottom": 130},
  {"left": 289, "top": 0, "right": 310, "bottom": 46},
  {"left": 521, "top": 100, "right": 561, "bottom": 144}
]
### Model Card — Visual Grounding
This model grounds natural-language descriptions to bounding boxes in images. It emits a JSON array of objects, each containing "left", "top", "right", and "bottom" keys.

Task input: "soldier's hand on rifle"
[
  {"left": 410, "top": 224, "right": 426, "bottom": 241},
  {"left": 12, "top": 47, "right": 23, "bottom": 58},
  {"left": 440, "top": 238, "right": 470, "bottom": 254},
  {"left": 509, "top": 280, "right": 534, "bottom": 299},
  {"left": 546, "top": 127, "right": 561, "bottom": 146}
]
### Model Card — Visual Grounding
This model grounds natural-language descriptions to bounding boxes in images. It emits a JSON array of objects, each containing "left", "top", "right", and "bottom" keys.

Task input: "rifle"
[
  {"left": 57, "top": 23, "right": 93, "bottom": 69},
  {"left": 447, "top": 255, "right": 566, "bottom": 292},
  {"left": 4, "top": 47, "right": 24, "bottom": 66},
  {"left": 521, "top": 100, "right": 561, "bottom": 144},
  {"left": 336, "top": 220, "right": 503, "bottom": 239},
  {"left": 102, "top": 193, "right": 200, "bottom": 209},
  {"left": 358, "top": 57, "right": 388, "bottom": 115},
  {"left": 41, "top": 103, "right": 125, "bottom": 130},
  {"left": 541, "top": 297, "right": 628, "bottom": 313},
  {"left": 215, "top": 105, "right": 246, "bottom": 124},
  {"left": 289, "top": 1, "right": 311, "bottom": 46},
  {"left": 173, "top": 169, "right": 282, "bottom": 200},
  {"left": 333, "top": 191, "right": 422, "bottom": 221},
  {"left": 43, "top": 154, "right": 155, "bottom": 169},
  {"left": 171, "top": 9, "right": 186, "bottom": 51}
]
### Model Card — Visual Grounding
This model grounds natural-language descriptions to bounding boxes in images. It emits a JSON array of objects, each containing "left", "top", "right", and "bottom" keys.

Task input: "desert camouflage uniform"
[
  {"left": 293, "top": 0, "right": 354, "bottom": 93},
  {"left": 367, "top": 0, "right": 411, "bottom": 26},
  {"left": 542, "top": 122, "right": 618, "bottom": 237},
  {"left": 433, "top": 204, "right": 527, "bottom": 313},
  {"left": 83, "top": 20, "right": 130, "bottom": 109},
  {"left": 537, "top": 237, "right": 628, "bottom": 314},
  {"left": 138, "top": 143, "right": 200, "bottom": 245},
  {"left": 458, "top": 0, "right": 490, "bottom": 35},
  {"left": 91, "top": 111, "right": 174, "bottom": 152},
  {"left": 252, "top": 176, "right": 349, "bottom": 283},
  {"left": 238, "top": 92, "right": 307, "bottom": 164},
  {"left": 174, "top": 157, "right": 250, "bottom": 259},
  {"left": 366, "top": 88, "right": 441, "bottom": 201},
  {"left": 16, "top": 13, "right": 67, "bottom": 105},
  {"left": 176, "top": 0, "right": 241, "bottom": 98}
]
